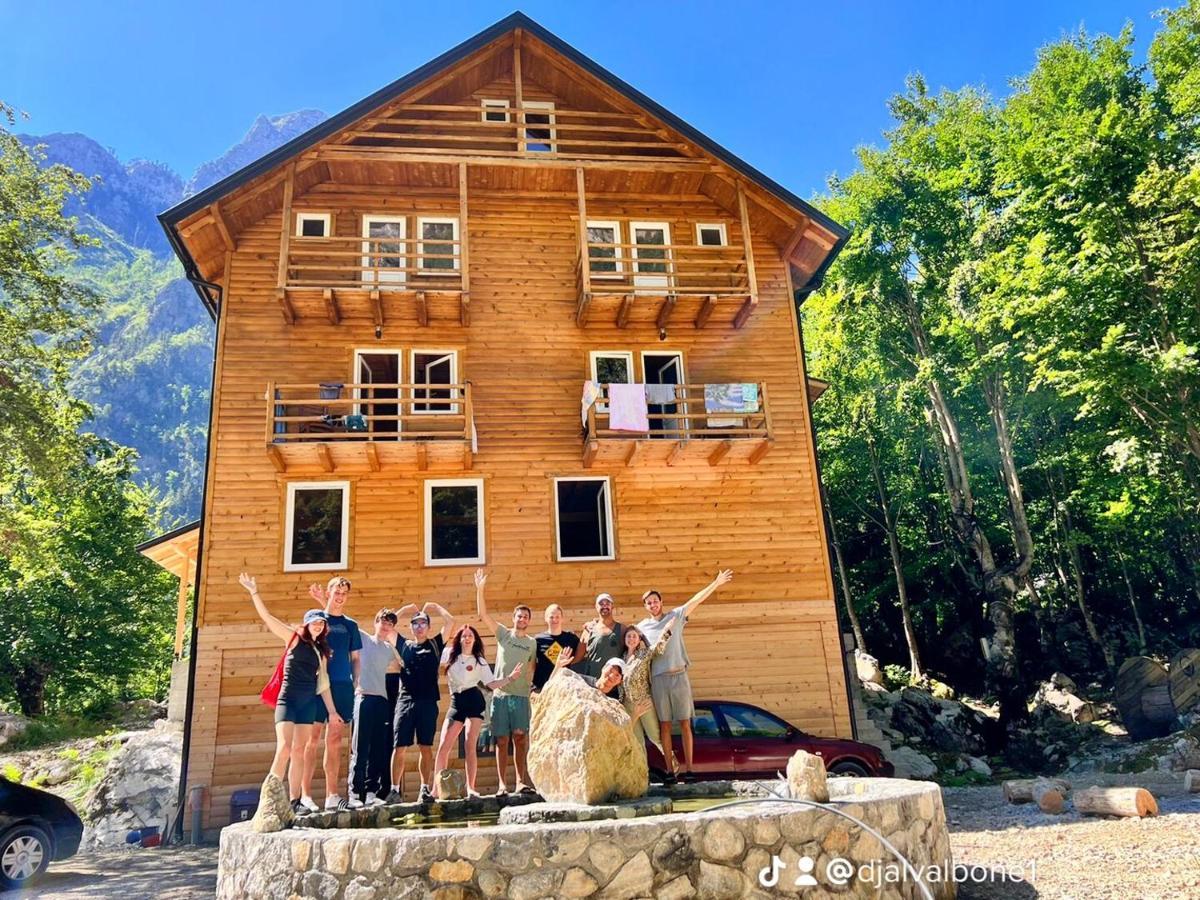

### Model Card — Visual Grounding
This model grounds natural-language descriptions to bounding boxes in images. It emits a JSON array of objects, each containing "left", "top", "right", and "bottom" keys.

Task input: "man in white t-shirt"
[
  {"left": 348, "top": 609, "right": 403, "bottom": 807},
  {"left": 637, "top": 569, "right": 733, "bottom": 784}
]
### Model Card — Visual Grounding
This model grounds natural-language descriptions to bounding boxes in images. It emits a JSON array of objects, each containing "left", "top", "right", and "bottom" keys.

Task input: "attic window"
[
  {"left": 696, "top": 223, "right": 727, "bottom": 246},
  {"left": 521, "top": 101, "right": 556, "bottom": 152},
  {"left": 481, "top": 99, "right": 511, "bottom": 123},
  {"left": 296, "top": 213, "right": 330, "bottom": 238}
]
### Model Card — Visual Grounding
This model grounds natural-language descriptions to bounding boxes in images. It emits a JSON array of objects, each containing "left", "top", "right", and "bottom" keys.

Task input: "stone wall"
[{"left": 217, "top": 779, "right": 953, "bottom": 899}]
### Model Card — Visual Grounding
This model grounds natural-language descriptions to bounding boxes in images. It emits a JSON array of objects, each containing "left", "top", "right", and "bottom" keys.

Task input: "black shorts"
[
  {"left": 394, "top": 697, "right": 439, "bottom": 747},
  {"left": 447, "top": 687, "right": 486, "bottom": 722},
  {"left": 275, "top": 689, "right": 319, "bottom": 725},
  {"left": 314, "top": 681, "right": 355, "bottom": 724}
]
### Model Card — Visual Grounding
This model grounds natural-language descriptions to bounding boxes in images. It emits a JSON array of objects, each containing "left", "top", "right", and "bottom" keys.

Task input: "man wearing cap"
[
  {"left": 576, "top": 592, "right": 624, "bottom": 697},
  {"left": 553, "top": 649, "right": 626, "bottom": 696},
  {"left": 474, "top": 569, "right": 537, "bottom": 795},
  {"left": 637, "top": 569, "right": 734, "bottom": 784},
  {"left": 389, "top": 601, "right": 455, "bottom": 804},
  {"left": 347, "top": 608, "right": 403, "bottom": 808},
  {"left": 304, "top": 576, "right": 362, "bottom": 809}
]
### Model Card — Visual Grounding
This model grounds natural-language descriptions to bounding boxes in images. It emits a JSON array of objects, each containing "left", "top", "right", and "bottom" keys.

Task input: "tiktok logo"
[{"left": 758, "top": 855, "right": 820, "bottom": 889}]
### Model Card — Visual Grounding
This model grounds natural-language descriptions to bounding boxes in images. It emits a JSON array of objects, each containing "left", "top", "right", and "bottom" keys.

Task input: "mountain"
[{"left": 20, "top": 110, "right": 327, "bottom": 525}]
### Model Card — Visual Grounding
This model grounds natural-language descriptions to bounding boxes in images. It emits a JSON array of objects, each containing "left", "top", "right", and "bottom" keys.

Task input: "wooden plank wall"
[{"left": 187, "top": 178, "right": 848, "bottom": 830}]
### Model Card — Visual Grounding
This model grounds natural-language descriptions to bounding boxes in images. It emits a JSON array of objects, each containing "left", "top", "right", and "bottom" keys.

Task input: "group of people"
[{"left": 241, "top": 567, "right": 733, "bottom": 813}]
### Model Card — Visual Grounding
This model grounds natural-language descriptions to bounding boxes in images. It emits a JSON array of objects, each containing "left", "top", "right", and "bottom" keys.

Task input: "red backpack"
[{"left": 260, "top": 633, "right": 299, "bottom": 707}]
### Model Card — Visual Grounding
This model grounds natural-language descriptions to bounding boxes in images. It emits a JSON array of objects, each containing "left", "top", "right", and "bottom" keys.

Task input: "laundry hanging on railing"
[
  {"left": 581, "top": 380, "right": 602, "bottom": 427},
  {"left": 705, "top": 383, "right": 759, "bottom": 428},
  {"left": 608, "top": 382, "right": 650, "bottom": 432},
  {"left": 645, "top": 383, "right": 677, "bottom": 405}
]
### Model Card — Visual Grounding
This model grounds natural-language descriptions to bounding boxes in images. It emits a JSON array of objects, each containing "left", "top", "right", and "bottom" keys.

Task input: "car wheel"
[
  {"left": 828, "top": 760, "right": 870, "bottom": 777},
  {"left": 0, "top": 824, "right": 52, "bottom": 889}
]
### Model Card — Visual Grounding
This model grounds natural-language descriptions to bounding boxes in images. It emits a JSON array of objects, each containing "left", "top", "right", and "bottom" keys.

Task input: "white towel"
[{"left": 645, "top": 383, "right": 677, "bottom": 405}]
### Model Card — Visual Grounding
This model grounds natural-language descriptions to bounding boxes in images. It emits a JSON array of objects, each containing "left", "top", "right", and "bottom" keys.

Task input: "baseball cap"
[
  {"left": 602, "top": 657, "right": 627, "bottom": 675},
  {"left": 303, "top": 609, "right": 326, "bottom": 625},
  {"left": 411, "top": 612, "right": 431, "bottom": 625},
  {"left": 595, "top": 592, "right": 614, "bottom": 605}
]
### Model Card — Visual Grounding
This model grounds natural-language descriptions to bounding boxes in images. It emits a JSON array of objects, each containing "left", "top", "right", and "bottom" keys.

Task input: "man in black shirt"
[
  {"left": 531, "top": 604, "right": 582, "bottom": 694},
  {"left": 389, "top": 602, "right": 454, "bottom": 803}
]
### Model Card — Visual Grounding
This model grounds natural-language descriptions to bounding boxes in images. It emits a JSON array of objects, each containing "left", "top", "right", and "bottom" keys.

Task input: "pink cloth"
[{"left": 608, "top": 382, "right": 649, "bottom": 432}]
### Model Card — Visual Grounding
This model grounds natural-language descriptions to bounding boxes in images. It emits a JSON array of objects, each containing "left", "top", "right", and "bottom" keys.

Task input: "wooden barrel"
[
  {"left": 1168, "top": 648, "right": 1200, "bottom": 715},
  {"left": 1115, "top": 656, "right": 1174, "bottom": 740}
]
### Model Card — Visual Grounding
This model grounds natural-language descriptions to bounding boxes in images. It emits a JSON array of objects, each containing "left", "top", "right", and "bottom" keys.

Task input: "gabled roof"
[{"left": 161, "top": 11, "right": 847, "bottom": 315}]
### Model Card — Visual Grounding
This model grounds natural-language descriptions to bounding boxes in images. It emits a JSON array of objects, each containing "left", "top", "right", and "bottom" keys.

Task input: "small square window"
[
  {"left": 555, "top": 477, "right": 615, "bottom": 561},
  {"left": 417, "top": 217, "right": 459, "bottom": 274},
  {"left": 587, "top": 221, "right": 623, "bottom": 277},
  {"left": 296, "top": 213, "right": 331, "bottom": 238},
  {"left": 285, "top": 482, "right": 349, "bottom": 572},
  {"left": 696, "top": 223, "right": 727, "bottom": 246},
  {"left": 481, "top": 99, "right": 511, "bottom": 123},
  {"left": 522, "top": 101, "right": 556, "bottom": 153},
  {"left": 425, "top": 478, "right": 485, "bottom": 566}
]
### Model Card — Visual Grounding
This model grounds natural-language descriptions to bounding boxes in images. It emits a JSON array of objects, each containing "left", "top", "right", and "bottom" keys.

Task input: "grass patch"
[{"left": 1, "top": 713, "right": 118, "bottom": 754}]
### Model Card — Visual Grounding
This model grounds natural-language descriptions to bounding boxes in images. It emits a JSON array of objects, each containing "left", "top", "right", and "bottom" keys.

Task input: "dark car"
[
  {"left": 645, "top": 700, "right": 894, "bottom": 779},
  {"left": 0, "top": 777, "right": 84, "bottom": 889}
]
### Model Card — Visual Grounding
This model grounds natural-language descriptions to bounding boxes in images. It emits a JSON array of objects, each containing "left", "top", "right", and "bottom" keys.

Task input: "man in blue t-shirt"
[{"left": 305, "top": 576, "right": 363, "bottom": 810}]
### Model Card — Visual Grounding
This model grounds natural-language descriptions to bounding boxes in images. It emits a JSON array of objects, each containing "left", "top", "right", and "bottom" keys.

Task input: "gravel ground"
[{"left": 13, "top": 776, "right": 1199, "bottom": 898}]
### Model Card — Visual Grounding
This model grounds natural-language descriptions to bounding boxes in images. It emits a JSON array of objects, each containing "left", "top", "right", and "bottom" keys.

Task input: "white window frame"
[
  {"left": 295, "top": 212, "right": 331, "bottom": 238},
  {"left": 424, "top": 477, "right": 486, "bottom": 567},
  {"left": 589, "top": 350, "right": 634, "bottom": 414},
  {"left": 521, "top": 100, "right": 556, "bottom": 152},
  {"left": 480, "top": 98, "right": 511, "bottom": 123},
  {"left": 630, "top": 221, "right": 673, "bottom": 289},
  {"left": 410, "top": 348, "right": 460, "bottom": 415},
  {"left": 553, "top": 476, "right": 616, "bottom": 562},
  {"left": 586, "top": 220, "right": 624, "bottom": 279},
  {"left": 284, "top": 481, "right": 350, "bottom": 573},
  {"left": 416, "top": 216, "right": 460, "bottom": 275},
  {"left": 352, "top": 348, "right": 405, "bottom": 432},
  {"left": 361, "top": 215, "right": 407, "bottom": 285},
  {"left": 695, "top": 222, "right": 727, "bottom": 246}
]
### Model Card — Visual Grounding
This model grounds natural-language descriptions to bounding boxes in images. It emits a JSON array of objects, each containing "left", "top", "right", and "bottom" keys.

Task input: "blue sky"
[{"left": 3, "top": 1, "right": 1167, "bottom": 198}]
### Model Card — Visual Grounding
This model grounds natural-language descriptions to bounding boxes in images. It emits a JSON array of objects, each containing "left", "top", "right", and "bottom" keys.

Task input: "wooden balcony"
[
  {"left": 582, "top": 383, "right": 773, "bottom": 468},
  {"left": 265, "top": 382, "right": 473, "bottom": 473},
  {"left": 278, "top": 235, "right": 467, "bottom": 327}
]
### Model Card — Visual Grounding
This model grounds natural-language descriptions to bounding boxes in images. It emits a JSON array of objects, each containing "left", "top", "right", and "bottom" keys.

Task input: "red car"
[{"left": 645, "top": 700, "right": 894, "bottom": 779}]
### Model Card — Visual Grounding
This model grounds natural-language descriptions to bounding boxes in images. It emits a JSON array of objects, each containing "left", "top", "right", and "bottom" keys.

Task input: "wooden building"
[{"left": 160, "top": 12, "right": 851, "bottom": 833}]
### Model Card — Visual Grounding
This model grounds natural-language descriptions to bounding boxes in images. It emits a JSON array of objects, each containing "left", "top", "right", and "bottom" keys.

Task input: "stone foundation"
[{"left": 217, "top": 778, "right": 954, "bottom": 899}]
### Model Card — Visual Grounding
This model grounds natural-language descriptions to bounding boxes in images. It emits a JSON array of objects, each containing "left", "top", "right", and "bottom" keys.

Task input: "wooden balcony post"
[
  {"left": 759, "top": 381, "right": 774, "bottom": 439},
  {"left": 514, "top": 31, "right": 526, "bottom": 156},
  {"left": 459, "top": 162, "right": 471, "bottom": 325},
  {"left": 265, "top": 380, "right": 276, "bottom": 444},
  {"left": 733, "top": 179, "right": 759, "bottom": 329},
  {"left": 575, "top": 167, "right": 593, "bottom": 326},
  {"left": 276, "top": 164, "right": 297, "bottom": 324},
  {"left": 462, "top": 381, "right": 474, "bottom": 468}
]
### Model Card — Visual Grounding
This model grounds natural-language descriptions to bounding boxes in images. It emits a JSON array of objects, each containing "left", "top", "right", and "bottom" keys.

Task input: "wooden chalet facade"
[{"left": 161, "top": 13, "right": 851, "bottom": 832}]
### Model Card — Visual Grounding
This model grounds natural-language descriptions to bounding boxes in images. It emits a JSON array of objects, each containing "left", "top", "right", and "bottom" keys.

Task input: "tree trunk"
[
  {"left": 1116, "top": 548, "right": 1148, "bottom": 654},
  {"left": 826, "top": 507, "right": 868, "bottom": 655},
  {"left": 866, "top": 432, "right": 923, "bottom": 679},
  {"left": 14, "top": 665, "right": 47, "bottom": 718},
  {"left": 1059, "top": 504, "right": 1115, "bottom": 671},
  {"left": 1074, "top": 786, "right": 1158, "bottom": 818}
]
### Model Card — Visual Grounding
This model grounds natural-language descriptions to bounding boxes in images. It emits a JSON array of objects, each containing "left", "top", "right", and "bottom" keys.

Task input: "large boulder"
[
  {"left": 785, "top": 751, "right": 829, "bottom": 802},
  {"left": 885, "top": 746, "right": 937, "bottom": 780},
  {"left": 249, "top": 773, "right": 294, "bottom": 833},
  {"left": 81, "top": 721, "right": 182, "bottom": 850},
  {"left": 527, "top": 672, "right": 647, "bottom": 804},
  {"left": 854, "top": 650, "right": 884, "bottom": 686},
  {"left": 1030, "top": 681, "right": 1096, "bottom": 725},
  {"left": 0, "top": 709, "right": 29, "bottom": 749}
]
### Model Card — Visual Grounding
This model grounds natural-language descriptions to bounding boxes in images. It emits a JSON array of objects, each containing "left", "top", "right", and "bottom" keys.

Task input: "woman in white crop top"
[{"left": 433, "top": 625, "right": 523, "bottom": 798}]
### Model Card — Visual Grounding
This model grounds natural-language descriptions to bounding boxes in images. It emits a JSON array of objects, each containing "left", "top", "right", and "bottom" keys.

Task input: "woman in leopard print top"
[{"left": 618, "top": 625, "right": 671, "bottom": 752}]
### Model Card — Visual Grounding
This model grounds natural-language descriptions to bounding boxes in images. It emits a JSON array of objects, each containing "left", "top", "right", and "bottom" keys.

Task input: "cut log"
[
  {"left": 1168, "top": 648, "right": 1200, "bottom": 715},
  {"left": 1002, "top": 777, "right": 1071, "bottom": 804},
  {"left": 1074, "top": 786, "right": 1157, "bottom": 818},
  {"left": 1033, "top": 781, "right": 1065, "bottom": 815},
  {"left": 1115, "top": 656, "right": 1175, "bottom": 741},
  {"left": 1185, "top": 770, "right": 1200, "bottom": 793}
]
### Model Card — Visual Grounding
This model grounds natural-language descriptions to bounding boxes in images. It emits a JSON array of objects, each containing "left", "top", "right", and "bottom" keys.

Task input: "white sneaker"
[
  {"left": 364, "top": 792, "right": 384, "bottom": 807},
  {"left": 324, "top": 794, "right": 343, "bottom": 810},
  {"left": 345, "top": 795, "right": 364, "bottom": 809},
  {"left": 300, "top": 796, "right": 320, "bottom": 813}
]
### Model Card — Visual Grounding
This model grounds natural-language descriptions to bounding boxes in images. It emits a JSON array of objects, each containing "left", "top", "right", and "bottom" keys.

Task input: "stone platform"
[
  {"left": 217, "top": 778, "right": 955, "bottom": 899},
  {"left": 498, "top": 795, "right": 671, "bottom": 824}
]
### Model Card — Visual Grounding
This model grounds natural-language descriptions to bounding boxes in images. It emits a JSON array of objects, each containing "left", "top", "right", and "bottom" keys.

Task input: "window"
[
  {"left": 417, "top": 217, "right": 459, "bottom": 274},
  {"left": 721, "top": 704, "right": 790, "bottom": 738},
  {"left": 586, "top": 220, "right": 623, "bottom": 278},
  {"left": 589, "top": 350, "right": 634, "bottom": 386},
  {"left": 675, "top": 706, "right": 721, "bottom": 737},
  {"left": 631, "top": 221, "right": 672, "bottom": 287},
  {"left": 295, "top": 213, "right": 330, "bottom": 238},
  {"left": 695, "top": 223, "right": 727, "bottom": 246},
  {"left": 284, "top": 482, "right": 350, "bottom": 572},
  {"left": 353, "top": 350, "right": 403, "bottom": 437},
  {"left": 521, "top": 101, "right": 556, "bottom": 152},
  {"left": 480, "top": 98, "right": 510, "bottom": 123},
  {"left": 554, "top": 477, "right": 615, "bottom": 561},
  {"left": 411, "top": 349, "right": 459, "bottom": 414},
  {"left": 425, "top": 478, "right": 484, "bottom": 566},
  {"left": 362, "top": 216, "right": 406, "bottom": 285}
]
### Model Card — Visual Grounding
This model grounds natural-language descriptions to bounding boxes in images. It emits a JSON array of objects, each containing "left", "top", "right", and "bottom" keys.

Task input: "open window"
[
  {"left": 554, "top": 477, "right": 615, "bottom": 561},
  {"left": 695, "top": 223, "right": 727, "bottom": 246},
  {"left": 641, "top": 351, "right": 685, "bottom": 438},
  {"left": 480, "top": 98, "right": 511, "bottom": 123},
  {"left": 631, "top": 221, "right": 672, "bottom": 289},
  {"left": 521, "top": 101, "right": 556, "bottom": 152},
  {"left": 353, "top": 349, "right": 403, "bottom": 438},
  {"left": 587, "top": 220, "right": 623, "bottom": 278},
  {"left": 425, "top": 478, "right": 485, "bottom": 566},
  {"left": 284, "top": 481, "right": 350, "bottom": 572},
  {"left": 295, "top": 212, "right": 331, "bottom": 238},
  {"left": 417, "top": 217, "right": 459, "bottom": 275},
  {"left": 411, "top": 349, "right": 459, "bottom": 414},
  {"left": 361, "top": 215, "right": 406, "bottom": 285}
]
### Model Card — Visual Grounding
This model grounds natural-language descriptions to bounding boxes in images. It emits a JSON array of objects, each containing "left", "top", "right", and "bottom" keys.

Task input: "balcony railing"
[
  {"left": 284, "top": 235, "right": 464, "bottom": 292},
  {"left": 264, "top": 381, "right": 473, "bottom": 473},
  {"left": 582, "top": 382, "right": 773, "bottom": 468}
]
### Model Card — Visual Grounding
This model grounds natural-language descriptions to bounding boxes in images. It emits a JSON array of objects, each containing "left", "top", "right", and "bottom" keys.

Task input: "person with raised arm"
[
  {"left": 389, "top": 600, "right": 456, "bottom": 804},
  {"left": 637, "top": 569, "right": 734, "bottom": 784},
  {"left": 239, "top": 573, "right": 343, "bottom": 815},
  {"left": 619, "top": 625, "right": 672, "bottom": 754},
  {"left": 474, "top": 569, "right": 537, "bottom": 794},
  {"left": 433, "top": 626, "right": 524, "bottom": 798}
]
